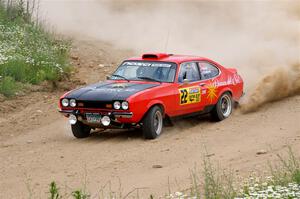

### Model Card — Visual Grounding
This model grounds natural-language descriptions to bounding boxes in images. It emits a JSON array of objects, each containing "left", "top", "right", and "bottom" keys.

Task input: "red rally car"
[{"left": 59, "top": 53, "right": 244, "bottom": 139}]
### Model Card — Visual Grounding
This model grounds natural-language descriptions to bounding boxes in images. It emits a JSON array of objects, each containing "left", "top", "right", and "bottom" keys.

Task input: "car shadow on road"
[
  {"left": 170, "top": 113, "right": 213, "bottom": 129},
  {"left": 86, "top": 113, "right": 213, "bottom": 141},
  {"left": 88, "top": 128, "right": 144, "bottom": 141}
]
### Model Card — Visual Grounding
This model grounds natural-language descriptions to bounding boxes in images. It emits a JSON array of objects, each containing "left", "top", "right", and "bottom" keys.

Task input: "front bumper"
[
  {"left": 59, "top": 109, "right": 133, "bottom": 118},
  {"left": 59, "top": 109, "right": 134, "bottom": 127}
]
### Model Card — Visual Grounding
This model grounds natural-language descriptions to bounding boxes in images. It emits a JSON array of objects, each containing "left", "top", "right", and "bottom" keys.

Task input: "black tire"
[
  {"left": 211, "top": 92, "right": 233, "bottom": 121},
  {"left": 142, "top": 106, "right": 163, "bottom": 139},
  {"left": 71, "top": 122, "right": 91, "bottom": 138}
]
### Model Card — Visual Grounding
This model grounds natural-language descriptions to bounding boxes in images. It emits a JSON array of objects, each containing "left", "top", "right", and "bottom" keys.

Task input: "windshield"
[{"left": 111, "top": 61, "right": 177, "bottom": 83}]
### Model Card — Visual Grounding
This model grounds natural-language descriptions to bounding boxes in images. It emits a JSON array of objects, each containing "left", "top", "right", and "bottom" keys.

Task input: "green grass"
[
  {"left": 0, "top": 76, "right": 18, "bottom": 97},
  {"left": 269, "top": 147, "right": 300, "bottom": 186},
  {"left": 49, "top": 182, "right": 61, "bottom": 199},
  {"left": 236, "top": 147, "right": 300, "bottom": 199},
  {"left": 72, "top": 190, "right": 90, "bottom": 199},
  {"left": 0, "top": 0, "right": 71, "bottom": 97},
  {"left": 202, "top": 157, "right": 237, "bottom": 199}
]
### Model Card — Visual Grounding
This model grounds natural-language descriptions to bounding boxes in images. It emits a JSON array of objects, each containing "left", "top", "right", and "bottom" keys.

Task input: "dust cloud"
[
  {"left": 240, "top": 63, "right": 300, "bottom": 113},
  {"left": 38, "top": 0, "right": 300, "bottom": 110}
]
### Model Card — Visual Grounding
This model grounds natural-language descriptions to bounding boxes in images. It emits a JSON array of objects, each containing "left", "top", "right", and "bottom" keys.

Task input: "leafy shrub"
[
  {"left": 0, "top": 76, "right": 17, "bottom": 97},
  {"left": 0, "top": 0, "right": 70, "bottom": 97}
]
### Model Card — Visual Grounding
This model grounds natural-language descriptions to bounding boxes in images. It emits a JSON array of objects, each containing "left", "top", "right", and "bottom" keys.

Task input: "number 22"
[{"left": 180, "top": 89, "right": 188, "bottom": 104}]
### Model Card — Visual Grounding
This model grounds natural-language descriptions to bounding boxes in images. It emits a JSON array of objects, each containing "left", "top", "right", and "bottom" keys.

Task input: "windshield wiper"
[
  {"left": 110, "top": 74, "right": 130, "bottom": 82},
  {"left": 138, "top": 76, "right": 161, "bottom": 83}
]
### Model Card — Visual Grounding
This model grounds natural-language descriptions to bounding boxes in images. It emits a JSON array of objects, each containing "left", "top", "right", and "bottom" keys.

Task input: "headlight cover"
[
  {"left": 61, "top": 98, "right": 69, "bottom": 107},
  {"left": 121, "top": 101, "right": 129, "bottom": 110},
  {"left": 69, "top": 99, "right": 76, "bottom": 107},
  {"left": 113, "top": 101, "right": 121, "bottom": 109}
]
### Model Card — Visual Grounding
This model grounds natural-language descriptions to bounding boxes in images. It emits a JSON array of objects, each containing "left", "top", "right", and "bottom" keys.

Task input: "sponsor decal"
[
  {"left": 227, "top": 76, "right": 234, "bottom": 85},
  {"left": 179, "top": 86, "right": 201, "bottom": 105},
  {"left": 214, "top": 80, "right": 227, "bottom": 87},
  {"left": 213, "top": 75, "right": 241, "bottom": 87},
  {"left": 97, "top": 88, "right": 119, "bottom": 93},
  {"left": 207, "top": 83, "right": 217, "bottom": 102},
  {"left": 123, "top": 62, "right": 172, "bottom": 68},
  {"left": 233, "top": 74, "right": 241, "bottom": 84},
  {"left": 203, "top": 75, "right": 241, "bottom": 102}
]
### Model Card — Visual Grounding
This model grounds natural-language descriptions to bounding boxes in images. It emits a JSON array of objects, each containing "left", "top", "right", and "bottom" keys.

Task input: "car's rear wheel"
[
  {"left": 71, "top": 121, "right": 91, "bottom": 138},
  {"left": 142, "top": 106, "right": 163, "bottom": 139},
  {"left": 211, "top": 92, "right": 233, "bottom": 121}
]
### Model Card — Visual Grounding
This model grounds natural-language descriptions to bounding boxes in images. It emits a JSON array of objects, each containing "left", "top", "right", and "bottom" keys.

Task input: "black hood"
[{"left": 65, "top": 81, "right": 159, "bottom": 101}]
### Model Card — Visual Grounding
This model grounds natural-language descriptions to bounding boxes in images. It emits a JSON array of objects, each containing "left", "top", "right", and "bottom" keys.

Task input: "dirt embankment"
[{"left": 0, "top": 39, "right": 132, "bottom": 141}]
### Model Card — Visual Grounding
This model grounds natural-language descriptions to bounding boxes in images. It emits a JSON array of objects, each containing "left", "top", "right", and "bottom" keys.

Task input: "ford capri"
[{"left": 59, "top": 53, "right": 244, "bottom": 139}]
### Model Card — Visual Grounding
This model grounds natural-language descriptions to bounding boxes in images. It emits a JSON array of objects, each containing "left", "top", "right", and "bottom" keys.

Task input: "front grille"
[{"left": 76, "top": 101, "right": 112, "bottom": 109}]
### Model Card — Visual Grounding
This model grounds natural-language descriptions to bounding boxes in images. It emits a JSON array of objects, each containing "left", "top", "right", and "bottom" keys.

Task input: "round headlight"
[
  {"left": 61, "top": 98, "right": 69, "bottom": 107},
  {"left": 113, "top": 101, "right": 121, "bottom": 109},
  {"left": 70, "top": 99, "right": 76, "bottom": 107},
  {"left": 121, "top": 101, "right": 129, "bottom": 110}
]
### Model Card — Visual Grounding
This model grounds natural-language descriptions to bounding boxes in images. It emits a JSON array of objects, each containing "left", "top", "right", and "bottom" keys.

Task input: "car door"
[{"left": 174, "top": 61, "right": 204, "bottom": 116}]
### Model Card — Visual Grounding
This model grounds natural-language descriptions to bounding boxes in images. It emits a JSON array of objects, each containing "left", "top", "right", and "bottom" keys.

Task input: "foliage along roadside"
[
  {"left": 44, "top": 147, "right": 300, "bottom": 199},
  {"left": 0, "top": 0, "right": 71, "bottom": 97}
]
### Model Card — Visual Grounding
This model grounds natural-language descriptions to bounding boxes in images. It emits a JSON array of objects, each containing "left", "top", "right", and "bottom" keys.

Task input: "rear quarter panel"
[{"left": 215, "top": 66, "right": 244, "bottom": 102}]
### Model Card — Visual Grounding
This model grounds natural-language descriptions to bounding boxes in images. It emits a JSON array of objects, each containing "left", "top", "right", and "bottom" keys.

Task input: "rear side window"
[
  {"left": 178, "top": 62, "right": 200, "bottom": 83},
  {"left": 198, "top": 62, "right": 219, "bottom": 80}
]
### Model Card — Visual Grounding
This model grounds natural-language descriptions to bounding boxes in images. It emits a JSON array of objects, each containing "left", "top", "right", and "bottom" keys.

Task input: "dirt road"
[{"left": 0, "top": 39, "right": 299, "bottom": 198}]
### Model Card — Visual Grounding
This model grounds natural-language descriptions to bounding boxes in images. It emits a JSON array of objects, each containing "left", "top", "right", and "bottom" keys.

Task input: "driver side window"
[{"left": 178, "top": 62, "right": 200, "bottom": 83}]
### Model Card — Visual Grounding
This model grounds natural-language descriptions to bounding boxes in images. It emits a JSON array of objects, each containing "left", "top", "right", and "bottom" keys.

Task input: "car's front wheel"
[
  {"left": 211, "top": 92, "right": 233, "bottom": 121},
  {"left": 71, "top": 121, "right": 91, "bottom": 138},
  {"left": 142, "top": 106, "right": 163, "bottom": 139}
]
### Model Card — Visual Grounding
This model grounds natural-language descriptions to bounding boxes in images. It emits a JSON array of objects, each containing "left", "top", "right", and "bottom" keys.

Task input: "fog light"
[
  {"left": 101, "top": 116, "right": 111, "bottom": 126},
  {"left": 69, "top": 114, "right": 77, "bottom": 125}
]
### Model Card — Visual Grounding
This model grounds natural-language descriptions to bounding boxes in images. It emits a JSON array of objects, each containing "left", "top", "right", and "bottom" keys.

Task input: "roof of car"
[{"left": 126, "top": 53, "right": 213, "bottom": 64}]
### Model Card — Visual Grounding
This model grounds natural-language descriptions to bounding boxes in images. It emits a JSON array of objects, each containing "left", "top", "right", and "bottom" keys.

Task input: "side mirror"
[
  {"left": 106, "top": 75, "right": 111, "bottom": 80},
  {"left": 183, "top": 79, "right": 189, "bottom": 84}
]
